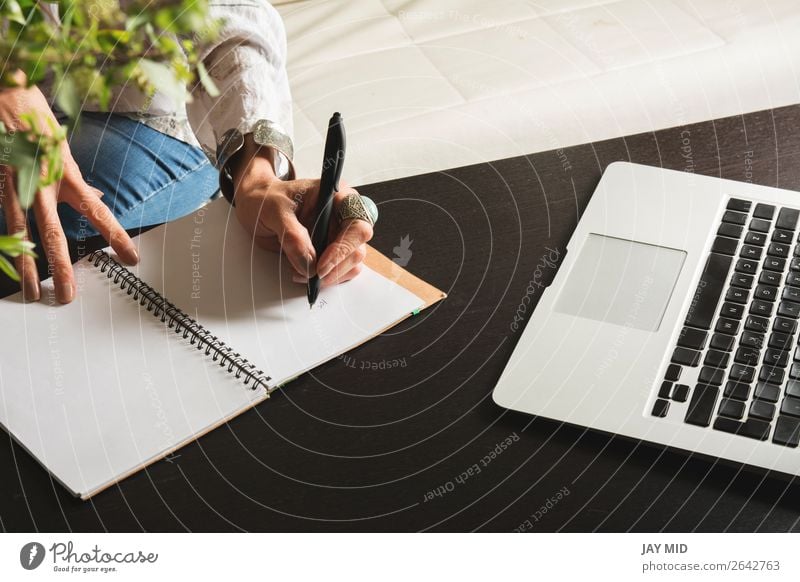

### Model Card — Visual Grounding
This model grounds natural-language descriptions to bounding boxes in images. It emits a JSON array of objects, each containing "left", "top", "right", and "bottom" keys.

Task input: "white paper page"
[
  {"left": 0, "top": 261, "right": 262, "bottom": 497},
  {"left": 132, "top": 198, "right": 425, "bottom": 387}
]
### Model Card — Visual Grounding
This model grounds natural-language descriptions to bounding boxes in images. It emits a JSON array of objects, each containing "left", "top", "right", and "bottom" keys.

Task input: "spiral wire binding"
[{"left": 89, "top": 250, "right": 272, "bottom": 393}]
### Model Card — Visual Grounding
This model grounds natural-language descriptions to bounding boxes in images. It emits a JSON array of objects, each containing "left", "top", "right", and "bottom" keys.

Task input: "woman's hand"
[
  {"left": 0, "top": 83, "right": 139, "bottom": 303},
  {"left": 231, "top": 137, "right": 373, "bottom": 285}
]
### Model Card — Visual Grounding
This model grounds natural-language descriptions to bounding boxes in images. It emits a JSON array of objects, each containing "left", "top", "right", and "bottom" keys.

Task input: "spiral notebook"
[{"left": 0, "top": 199, "right": 445, "bottom": 499}]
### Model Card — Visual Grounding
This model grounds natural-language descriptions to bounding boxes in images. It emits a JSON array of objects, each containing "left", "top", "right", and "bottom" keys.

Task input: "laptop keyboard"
[{"left": 653, "top": 198, "right": 800, "bottom": 448}]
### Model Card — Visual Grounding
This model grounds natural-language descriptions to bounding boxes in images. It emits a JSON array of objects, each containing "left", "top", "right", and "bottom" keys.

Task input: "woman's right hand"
[{"left": 0, "top": 83, "right": 139, "bottom": 303}]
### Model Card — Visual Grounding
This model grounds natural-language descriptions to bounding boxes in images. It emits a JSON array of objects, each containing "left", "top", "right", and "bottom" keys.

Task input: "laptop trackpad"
[{"left": 555, "top": 234, "right": 687, "bottom": 332}]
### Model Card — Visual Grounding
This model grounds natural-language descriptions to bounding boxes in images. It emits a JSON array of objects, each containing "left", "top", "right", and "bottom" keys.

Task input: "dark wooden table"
[{"left": 3, "top": 106, "right": 800, "bottom": 532}]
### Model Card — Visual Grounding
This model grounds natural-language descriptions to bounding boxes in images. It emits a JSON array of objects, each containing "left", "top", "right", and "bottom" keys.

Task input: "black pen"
[{"left": 308, "top": 112, "right": 346, "bottom": 308}]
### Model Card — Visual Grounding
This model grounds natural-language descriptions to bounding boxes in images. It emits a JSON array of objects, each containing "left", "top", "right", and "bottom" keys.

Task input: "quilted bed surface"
[{"left": 275, "top": 0, "right": 800, "bottom": 182}]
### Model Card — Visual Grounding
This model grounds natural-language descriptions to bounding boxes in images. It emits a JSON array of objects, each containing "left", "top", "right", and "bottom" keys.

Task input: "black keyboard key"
[
  {"left": 760, "top": 366, "right": 785, "bottom": 385},
  {"left": 749, "top": 399, "right": 776, "bottom": 421},
  {"left": 672, "top": 384, "right": 690, "bottom": 402},
  {"left": 718, "top": 223, "right": 743, "bottom": 239},
  {"left": 790, "top": 363, "right": 800, "bottom": 379},
  {"left": 685, "top": 253, "right": 732, "bottom": 330},
  {"left": 763, "top": 348, "right": 789, "bottom": 368},
  {"left": 730, "top": 273, "right": 754, "bottom": 289},
  {"left": 754, "top": 284, "right": 778, "bottom": 301},
  {"left": 720, "top": 302, "right": 745, "bottom": 319},
  {"left": 750, "top": 218, "right": 771, "bottom": 233},
  {"left": 716, "top": 317, "right": 740, "bottom": 335},
  {"left": 773, "top": 416, "right": 800, "bottom": 447},
  {"left": 735, "top": 258, "right": 759, "bottom": 274},
  {"left": 729, "top": 364, "right": 756, "bottom": 383},
  {"left": 749, "top": 299, "right": 773, "bottom": 317},
  {"left": 753, "top": 203, "right": 775, "bottom": 220},
  {"left": 665, "top": 364, "right": 682, "bottom": 382},
  {"left": 712, "top": 236, "right": 738, "bottom": 255},
  {"left": 739, "top": 245, "right": 761, "bottom": 260},
  {"left": 699, "top": 366, "right": 726, "bottom": 386},
  {"left": 754, "top": 381, "right": 781, "bottom": 403},
  {"left": 768, "top": 242, "right": 790, "bottom": 258},
  {"left": 672, "top": 347, "right": 701, "bottom": 367},
  {"left": 685, "top": 384, "right": 720, "bottom": 427},
  {"left": 677, "top": 327, "right": 707, "bottom": 350},
  {"left": 734, "top": 346, "right": 760, "bottom": 366},
  {"left": 718, "top": 398, "right": 745, "bottom": 419},
  {"left": 772, "top": 229, "right": 793, "bottom": 243},
  {"left": 727, "top": 198, "right": 751, "bottom": 212},
  {"left": 713, "top": 416, "right": 771, "bottom": 440},
  {"left": 651, "top": 398, "right": 669, "bottom": 418},
  {"left": 776, "top": 207, "right": 800, "bottom": 230},
  {"left": 778, "top": 301, "right": 800, "bottom": 318},
  {"left": 787, "top": 380, "right": 800, "bottom": 398},
  {"left": 759, "top": 270, "right": 781, "bottom": 285},
  {"left": 773, "top": 317, "right": 797, "bottom": 333},
  {"left": 723, "top": 210, "right": 748, "bottom": 225},
  {"left": 745, "top": 231, "right": 767, "bottom": 246},
  {"left": 781, "top": 395, "right": 800, "bottom": 418},
  {"left": 724, "top": 381, "right": 751, "bottom": 401},
  {"left": 792, "top": 257, "right": 800, "bottom": 271},
  {"left": 658, "top": 381, "right": 673, "bottom": 398},
  {"left": 704, "top": 349, "right": 729, "bottom": 369},
  {"left": 725, "top": 287, "right": 748, "bottom": 304},
  {"left": 743, "top": 315, "right": 768, "bottom": 333},
  {"left": 783, "top": 286, "right": 800, "bottom": 303},
  {"left": 740, "top": 331, "right": 765, "bottom": 349},
  {"left": 764, "top": 257, "right": 787, "bottom": 272},
  {"left": 710, "top": 333, "right": 736, "bottom": 352},
  {"left": 768, "top": 331, "right": 791, "bottom": 350},
  {"left": 788, "top": 272, "right": 800, "bottom": 287}
]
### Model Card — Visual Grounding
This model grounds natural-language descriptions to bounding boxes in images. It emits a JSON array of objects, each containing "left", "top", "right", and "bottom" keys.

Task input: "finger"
[
  {"left": 263, "top": 207, "right": 316, "bottom": 277},
  {"left": 60, "top": 171, "right": 138, "bottom": 265},
  {"left": 253, "top": 234, "right": 308, "bottom": 278},
  {"left": 0, "top": 174, "right": 40, "bottom": 301},
  {"left": 322, "top": 263, "right": 363, "bottom": 287},
  {"left": 321, "top": 243, "right": 367, "bottom": 284},
  {"left": 34, "top": 185, "right": 75, "bottom": 303},
  {"left": 317, "top": 217, "right": 373, "bottom": 280}
]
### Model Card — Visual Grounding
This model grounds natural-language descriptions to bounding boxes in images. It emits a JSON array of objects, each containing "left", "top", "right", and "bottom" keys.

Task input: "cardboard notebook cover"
[{"left": 80, "top": 246, "right": 445, "bottom": 499}]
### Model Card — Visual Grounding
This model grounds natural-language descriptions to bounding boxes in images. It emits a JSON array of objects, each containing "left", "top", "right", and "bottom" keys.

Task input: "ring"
[{"left": 338, "top": 193, "right": 378, "bottom": 226}]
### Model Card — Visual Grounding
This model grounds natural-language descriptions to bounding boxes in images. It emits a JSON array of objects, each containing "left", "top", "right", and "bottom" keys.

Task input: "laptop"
[{"left": 493, "top": 161, "right": 800, "bottom": 477}]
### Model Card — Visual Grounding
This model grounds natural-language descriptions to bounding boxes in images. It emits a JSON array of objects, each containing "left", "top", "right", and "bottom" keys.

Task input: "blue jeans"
[{"left": 0, "top": 112, "right": 219, "bottom": 242}]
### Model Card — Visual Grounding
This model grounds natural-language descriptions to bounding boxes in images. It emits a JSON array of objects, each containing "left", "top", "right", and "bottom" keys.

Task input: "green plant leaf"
[
  {"left": 0, "top": 254, "right": 20, "bottom": 282},
  {"left": 196, "top": 61, "right": 219, "bottom": 97},
  {"left": 54, "top": 74, "right": 80, "bottom": 119},
  {"left": 0, "top": 232, "right": 36, "bottom": 258},
  {"left": 138, "top": 58, "right": 186, "bottom": 106},
  {"left": 15, "top": 157, "right": 39, "bottom": 208}
]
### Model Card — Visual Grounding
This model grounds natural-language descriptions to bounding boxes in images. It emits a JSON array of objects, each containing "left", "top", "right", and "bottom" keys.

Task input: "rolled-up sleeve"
[{"left": 186, "top": 0, "right": 293, "bottom": 165}]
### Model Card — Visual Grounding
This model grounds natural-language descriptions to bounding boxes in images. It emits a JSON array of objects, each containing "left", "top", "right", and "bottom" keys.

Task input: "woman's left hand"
[{"left": 230, "top": 138, "right": 373, "bottom": 285}]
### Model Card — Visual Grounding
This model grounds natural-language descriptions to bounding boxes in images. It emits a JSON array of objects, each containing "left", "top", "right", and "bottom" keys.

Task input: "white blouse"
[{"left": 38, "top": 1, "right": 294, "bottom": 165}]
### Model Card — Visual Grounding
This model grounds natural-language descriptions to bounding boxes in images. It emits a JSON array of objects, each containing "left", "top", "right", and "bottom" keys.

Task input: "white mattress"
[{"left": 275, "top": 0, "right": 800, "bottom": 183}]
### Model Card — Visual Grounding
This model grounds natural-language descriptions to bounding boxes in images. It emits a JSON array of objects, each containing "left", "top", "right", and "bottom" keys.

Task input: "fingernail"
[
  {"left": 318, "top": 261, "right": 334, "bottom": 279},
  {"left": 292, "top": 274, "right": 308, "bottom": 284},
  {"left": 123, "top": 246, "right": 139, "bottom": 265},
  {"left": 305, "top": 252, "right": 316, "bottom": 277},
  {"left": 56, "top": 282, "right": 74, "bottom": 304},
  {"left": 22, "top": 279, "right": 40, "bottom": 302}
]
